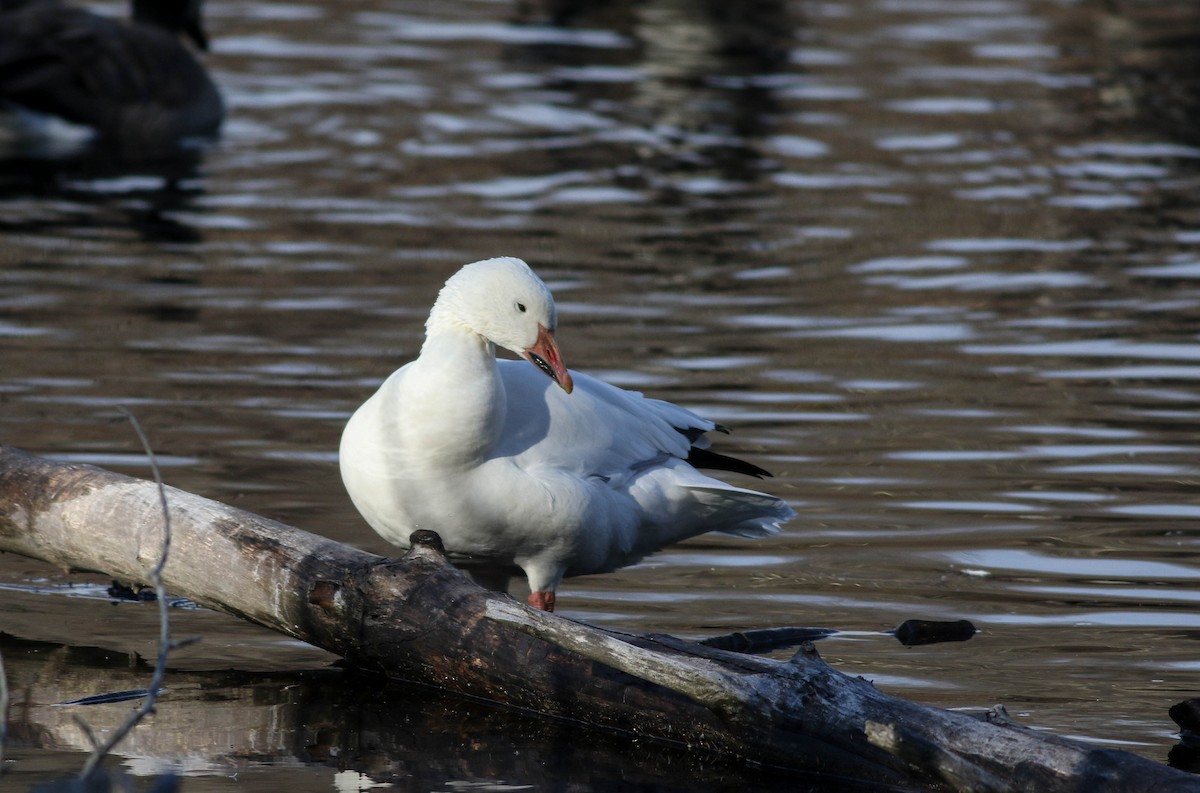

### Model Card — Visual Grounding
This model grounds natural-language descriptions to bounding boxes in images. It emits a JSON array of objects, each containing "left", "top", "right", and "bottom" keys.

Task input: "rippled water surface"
[{"left": 4, "top": 0, "right": 1200, "bottom": 788}]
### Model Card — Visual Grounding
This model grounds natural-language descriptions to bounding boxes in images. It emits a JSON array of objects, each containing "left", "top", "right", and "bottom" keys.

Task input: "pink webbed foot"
[{"left": 528, "top": 591, "right": 556, "bottom": 612}]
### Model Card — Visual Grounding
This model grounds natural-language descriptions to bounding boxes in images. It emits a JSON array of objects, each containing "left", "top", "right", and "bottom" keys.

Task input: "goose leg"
[{"left": 528, "top": 591, "right": 556, "bottom": 612}]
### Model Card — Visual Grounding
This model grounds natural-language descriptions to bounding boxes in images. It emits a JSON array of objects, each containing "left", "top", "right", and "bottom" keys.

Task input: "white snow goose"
[{"left": 339, "top": 257, "right": 795, "bottom": 612}]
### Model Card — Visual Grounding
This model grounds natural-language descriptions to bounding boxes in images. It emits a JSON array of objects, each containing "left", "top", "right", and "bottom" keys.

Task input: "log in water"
[{"left": 0, "top": 445, "right": 1193, "bottom": 792}]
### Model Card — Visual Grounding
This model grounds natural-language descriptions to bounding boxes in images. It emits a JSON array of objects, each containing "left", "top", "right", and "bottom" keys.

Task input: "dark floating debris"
[
  {"left": 892, "top": 619, "right": 978, "bottom": 647},
  {"left": 699, "top": 626, "right": 837, "bottom": 654},
  {"left": 107, "top": 580, "right": 156, "bottom": 601},
  {"left": 107, "top": 580, "right": 196, "bottom": 608},
  {"left": 1170, "top": 697, "right": 1200, "bottom": 736},
  {"left": 55, "top": 689, "right": 152, "bottom": 707},
  {"left": 701, "top": 618, "right": 979, "bottom": 654},
  {"left": 1169, "top": 699, "right": 1200, "bottom": 772}
]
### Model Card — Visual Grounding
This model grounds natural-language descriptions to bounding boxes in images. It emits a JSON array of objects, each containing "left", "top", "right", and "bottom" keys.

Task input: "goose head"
[{"left": 429, "top": 257, "right": 574, "bottom": 393}]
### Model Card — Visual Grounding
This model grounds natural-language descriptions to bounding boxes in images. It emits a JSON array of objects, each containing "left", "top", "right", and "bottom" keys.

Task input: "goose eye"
[{"left": 516, "top": 302, "right": 527, "bottom": 313}]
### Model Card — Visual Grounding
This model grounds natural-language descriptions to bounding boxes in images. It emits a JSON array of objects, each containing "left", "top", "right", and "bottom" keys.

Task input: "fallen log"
[{"left": 0, "top": 445, "right": 1193, "bottom": 792}]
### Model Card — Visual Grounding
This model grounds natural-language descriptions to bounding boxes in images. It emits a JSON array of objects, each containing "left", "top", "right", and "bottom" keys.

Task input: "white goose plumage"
[{"left": 339, "top": 257, "right": 795, "bottom": 611}]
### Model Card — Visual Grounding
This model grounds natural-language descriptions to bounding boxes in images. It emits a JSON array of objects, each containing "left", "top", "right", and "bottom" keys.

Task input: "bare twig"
[
  {"left": 78, "top": 410, "right": 176, "bottom": 780},
  {"left": 71, "top": 714, "right": 102, "bottom": 752},
  {"left": 0, "top": 646, "right": 7, "bottom": 775}
]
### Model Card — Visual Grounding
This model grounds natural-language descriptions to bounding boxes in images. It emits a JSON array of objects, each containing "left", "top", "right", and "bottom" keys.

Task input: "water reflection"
[
  {"left": 0, "top": 150, "right": 214, "bottom": 244},
  {"left": 0, "top": 633, "right": 901, "bottom": 793}
]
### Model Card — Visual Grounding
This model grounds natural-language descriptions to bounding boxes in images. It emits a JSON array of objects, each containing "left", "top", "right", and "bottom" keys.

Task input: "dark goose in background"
[{"left": 0, "top": 0, "right": 223, "bottom": 148}]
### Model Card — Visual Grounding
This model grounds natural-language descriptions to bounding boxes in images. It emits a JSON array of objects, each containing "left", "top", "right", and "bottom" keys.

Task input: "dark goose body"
[{"left": 0, "top": 0, "right": 223, "bottom": 145}]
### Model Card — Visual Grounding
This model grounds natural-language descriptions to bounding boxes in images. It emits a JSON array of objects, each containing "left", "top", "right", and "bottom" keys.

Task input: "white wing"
[{"left": 495, "top": 362, "right": 710, "bottom": 486}]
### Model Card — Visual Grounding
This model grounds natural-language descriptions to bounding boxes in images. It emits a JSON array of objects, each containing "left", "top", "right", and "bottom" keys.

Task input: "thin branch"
[
  {"left": 71, "top": 714, "right": 102, "bottom": 752},
  {"left": 78, "top": 410, "right": 175, "bottom": 780},
  {"left": 0, "top": 646, "right": 7, "bottom": 775}
]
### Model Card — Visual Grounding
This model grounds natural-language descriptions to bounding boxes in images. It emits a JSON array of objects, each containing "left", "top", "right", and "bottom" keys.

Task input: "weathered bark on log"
[{"left": 0, "top": 445, "right": 1194, "bottom": 792}]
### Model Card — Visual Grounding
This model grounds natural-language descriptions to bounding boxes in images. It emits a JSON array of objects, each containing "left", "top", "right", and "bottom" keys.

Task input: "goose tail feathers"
[{"left": 684, "top": 484, "right": 795, "bottom": 538}]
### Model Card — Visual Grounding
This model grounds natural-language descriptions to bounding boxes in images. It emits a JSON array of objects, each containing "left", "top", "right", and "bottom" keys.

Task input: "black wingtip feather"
[{"left": 686, "top": 447, "right": 773, "bottom": 478}]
